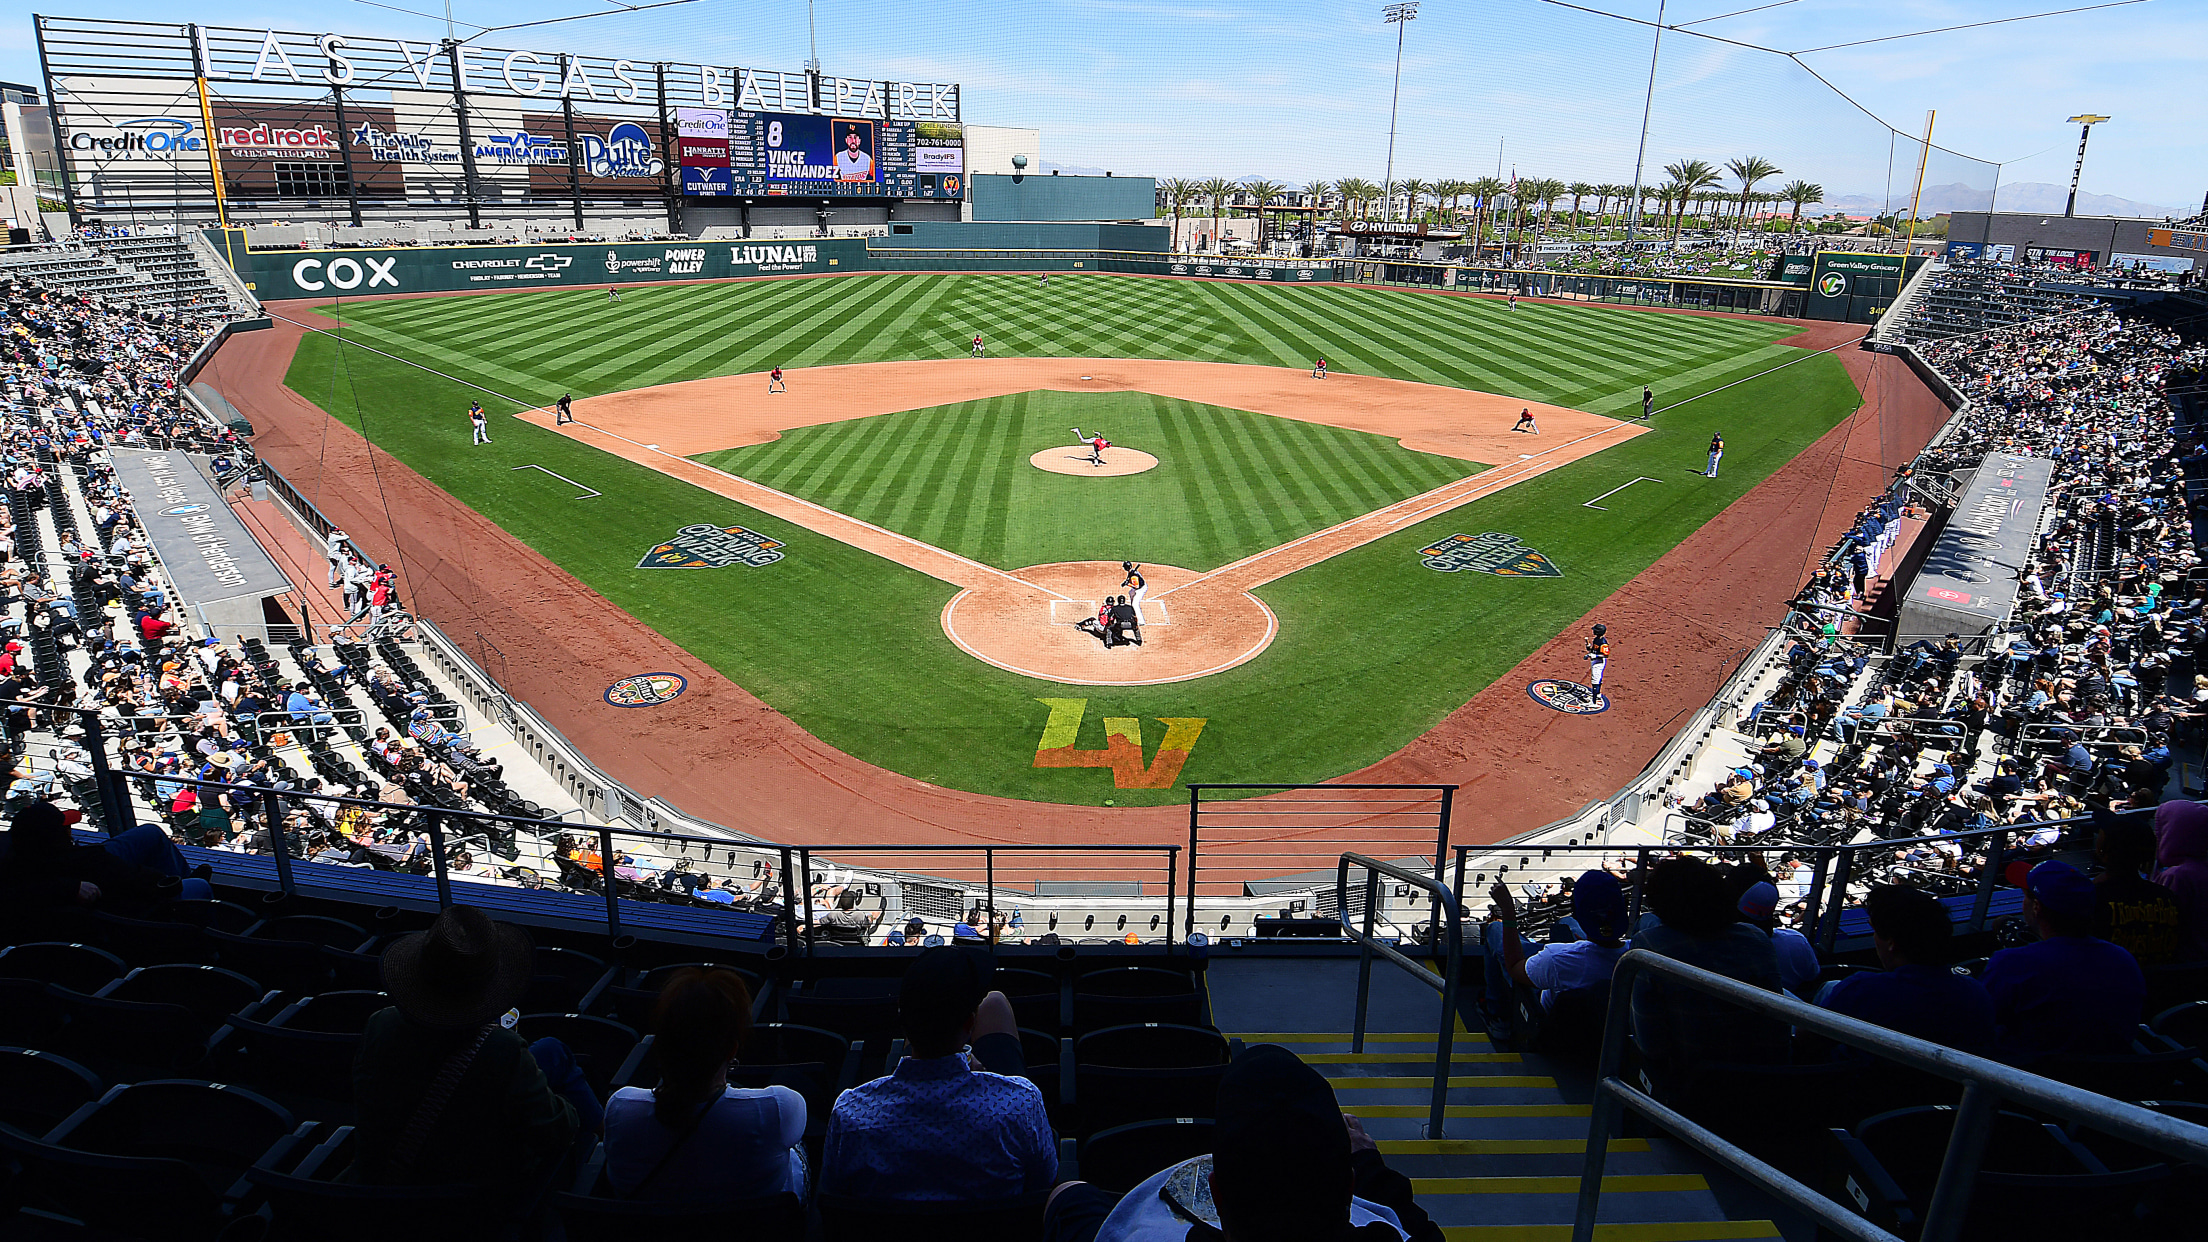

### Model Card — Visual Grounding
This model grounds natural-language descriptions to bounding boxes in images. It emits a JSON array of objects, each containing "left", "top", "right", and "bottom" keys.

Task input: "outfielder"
[
  {"left": 607, "top": 285, "right": 621, "bottom": 303},
  {"left": 1071, "top": 427, "right": 1111, "bottom": 467},
  {"left": 1121, "top": 561, "right": 1147, "bottom": 622},
  {"left": 1704, "top": 432, "right": 1725, "bottom": 479},
  {"left": 468, "top": 401, "right": 490, "bottom": 445},
  {"left": 1585, "top": 623, "right": 1610, "bottom": 695}
]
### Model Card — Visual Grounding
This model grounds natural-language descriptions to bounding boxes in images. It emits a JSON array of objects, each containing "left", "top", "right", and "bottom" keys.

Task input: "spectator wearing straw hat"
[{"left": 348, "top": 906, "right": 599, "bottom": 1196}]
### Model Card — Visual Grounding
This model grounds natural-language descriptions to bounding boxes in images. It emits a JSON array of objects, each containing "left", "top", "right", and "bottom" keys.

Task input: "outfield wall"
[{"left": 220, "top": 233, "right": 1338, "bottom": 298}]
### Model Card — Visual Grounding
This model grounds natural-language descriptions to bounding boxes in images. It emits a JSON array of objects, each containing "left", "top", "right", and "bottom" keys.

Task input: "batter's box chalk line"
[
  {"left": 1583, "top": 476, "right": 1663, "bottom": 511},
  {"left": 1050, "top": 599, "right": 1170, "bottom": 626},
  {"left": 511, "top": 464, "right": 601, "bottom": 499}
]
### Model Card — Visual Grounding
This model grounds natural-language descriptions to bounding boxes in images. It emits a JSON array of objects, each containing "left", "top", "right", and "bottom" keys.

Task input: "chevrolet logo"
[{"left": 525, "top": 253, "right": 575, "bottom": 273}]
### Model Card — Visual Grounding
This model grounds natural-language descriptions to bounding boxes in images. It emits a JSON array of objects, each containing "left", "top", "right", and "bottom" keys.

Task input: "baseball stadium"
[{"left": 2, "top": 6, "right": 2206, "bottom": 1240}]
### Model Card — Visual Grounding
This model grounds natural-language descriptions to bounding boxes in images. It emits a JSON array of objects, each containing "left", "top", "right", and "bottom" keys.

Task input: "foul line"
[
  {"left": 1583, "top": 476, "right": 1663, "bottom": 510},
  {"left": 1640, "top": 335, "right": 1861, "bottom": 420},
  {"left": 511, "top": 464, "right": 601, "bottom": 499}
]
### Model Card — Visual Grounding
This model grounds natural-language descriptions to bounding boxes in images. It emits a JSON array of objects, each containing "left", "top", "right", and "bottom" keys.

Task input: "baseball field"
[{"left": 276, "top": 272, "right": 1860, "bottom": 806}]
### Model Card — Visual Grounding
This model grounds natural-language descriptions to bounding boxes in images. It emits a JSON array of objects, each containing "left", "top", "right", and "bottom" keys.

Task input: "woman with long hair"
[{"left": 601, "top": 967, "right": 806, "bottom": 1201}]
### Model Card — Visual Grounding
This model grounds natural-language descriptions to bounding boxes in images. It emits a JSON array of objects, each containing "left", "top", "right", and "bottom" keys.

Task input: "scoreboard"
[{"left": 681, "top": 108, "right": 964, "bottom": 199}]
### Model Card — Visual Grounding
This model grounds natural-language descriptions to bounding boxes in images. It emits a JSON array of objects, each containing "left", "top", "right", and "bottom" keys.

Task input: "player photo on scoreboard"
[{"left": 760, "top": 113, "right": 879, "bottom": 184}]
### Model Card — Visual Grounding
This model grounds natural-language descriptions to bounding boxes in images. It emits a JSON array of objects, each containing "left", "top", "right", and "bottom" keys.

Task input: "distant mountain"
[{"left": 1819, "top": 181, "right": 2172, "bottom": 220}]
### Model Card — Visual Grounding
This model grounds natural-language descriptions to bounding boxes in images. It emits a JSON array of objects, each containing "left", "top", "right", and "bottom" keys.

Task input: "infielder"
[
  {"left": 768, "top": 367, "right": 786, "bottom": 393},
  {"left": 1512, "top": 408, "right": 1539, "bottom": 434},
  {"left": 468, "top": 401, "right": 490, "bottom": 445},
  {"left": 1641, "top": 387, "right": 1654, "bottom": 420},
  {"left": 1312, "top": 356, "right": 1327, "bottom": 379},
  {"left": 971, "top": 334, "right": 985, "bottom": 358},
  {"left": 1585, "top": 623, "right": 1610, "bottom": 695},
  {"left": 1121, "top": 561, "right": 1147, "bottom": 622},
  {"left": 1704, "top": 432, "right": 1724, "bottom": 478},
  {"left": 1071, "top": 427, "right": 1111, "bottom": 467},
  {"left": 554, "top": 393, "right": 574, "bottom": 425}
]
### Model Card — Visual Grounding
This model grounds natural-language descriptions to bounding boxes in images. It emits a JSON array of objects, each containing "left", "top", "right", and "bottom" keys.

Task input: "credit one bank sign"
[{"left": 67, "top": 117, "right": 206, "bottom": 161}]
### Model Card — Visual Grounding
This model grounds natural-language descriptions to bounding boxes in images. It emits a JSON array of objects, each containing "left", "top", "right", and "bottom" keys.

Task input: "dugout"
[
  {"left": 1893, "top": 452, "right": 2054, "bottom": 647},
  {"left": 107, "top": 448, "right": 294, "bottom": 636}
]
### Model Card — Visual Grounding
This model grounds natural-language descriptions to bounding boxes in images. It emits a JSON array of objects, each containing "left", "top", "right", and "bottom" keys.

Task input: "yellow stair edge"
[
  {"left": 1330, "top": 1076, "right": 1555, "bottom": 1089},
  {"left": 1378, "top": 1138, "right": 1651, "bottom": 1155},
  {"left": 1305, "top": 1051, "right": 1522, "bottom": 1064},
  {"left": 1347, "top": 1104, "right": 1591, "bottom": 1118},
  {"left": 1233, "top": 1031, "right": 1492, "bottom": 1045},
  {"left": 1413, "top": 1174, "right": 1709, "bottom": 1195},
  {"left": 1441, "top": 1223, "right": 1781, "bottom": 1242}
]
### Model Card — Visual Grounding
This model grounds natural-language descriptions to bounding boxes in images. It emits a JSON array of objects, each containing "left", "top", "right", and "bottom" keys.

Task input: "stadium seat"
[
  {"left": 1079, "top": 1117, "right": 1215, "bottom": 1192},
  {"left": 554, "top": 1140, "right": 804, "bottom": 1238},
  {"left": 0, "top": 942, "right": 129, "bottom": 994},
  {"left": 1076, "top": 965, "right": 1196, "bottom": 997},
  {"left": 1072, "top": 1062, "right": 1229, "bottom": 1139},
  {"left": 783, "top": 991, "right": 903, "bottom": 1051},
  {"left": 2150, "top": 1002, "right": 2208, "bottom": 1051},
  {"left": 1830, "top": 1104, "right": 2166, "bottom": 1237},
  {"left": 2029, "top": 1047, "right": 2208, "bottom": 1105},
  {"left": 0, "top": 978, "right": 68, "bottom": 1046},
  {"left": 276, "top": 990, "right": 393, "bottom": 1034},
  {"left": 0, "top": 1121, "right": 252, "bottom": 1242},
  {"left": 203, "top": 928, "right": 331, "bottom": 994},
  {"left": 47, "top": 987, "right": 215, "bottom": 1076},
  {"left": 79, "top": 910, "right": 216, "bottom": 967},
  {"left": 245, "top": 1125, "right": 499, "bottom": 1242},
  {"left": 49, "top": 1078, "right": 297, "bottom": 1175},
  {"left": 0, "top": 1046, "right": 104, "bottom": 1136},
  {"left": 525, "top": 947, "right": 615, "bottom": 1014},
  {"left": 515, "top": 1013, "right": 639, "bottom": 1099},
  {"left": 249, "top": 914, "right": 373, "bottom": 951},
  {"left": 204, "top": 1014, "right": 363, "bottom": 1121},
  {"left": 99, "top": 963, "right": 267, "bottom": 1026},
  {"left": 1075, "top": 1022, "right": 1230, "bottom": 1069},
  {"left": 817, "top": 1191, "right": 1048, "bottom": 1240},
  {"left": 996, "top": 966, "right": 1063, "bottom": 1032},
  {"left": 1073, "top": 989, "right": 1205, "bottom": 1031}
]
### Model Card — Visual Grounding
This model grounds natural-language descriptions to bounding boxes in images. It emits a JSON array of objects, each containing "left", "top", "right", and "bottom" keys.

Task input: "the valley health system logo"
[
  {"left": 1419, "top": 532, "right": 1561, "bottom": 576},
  {"left": 351, "top": 121, "right": 455, "bottom": 163},
  {"left": 637, "top": 523, "right": 785, "bottom": 568},
  {"left": 583, "top": 122, "right": 664, "bottom": 178}
]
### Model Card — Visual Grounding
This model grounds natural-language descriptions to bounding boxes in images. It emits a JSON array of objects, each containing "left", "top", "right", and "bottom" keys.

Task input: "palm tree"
[
  {"left": 1726, "top": 155, "right": 1782, "bottom": 231},
  {"left": 1567, "top": 181, "right": 1595, "bottom": 231},
  {"left": 1199, "top": 176, "right": 1236, "bottom": 251},
  {"left": 1395, "top": 177, "right": 1427, "bottom": 223},
  {"left": 1528, "top": 178, "right": 1566, "bottom": 234},
  {"left": 1778, "top": 180, "right": 1824, "bottom": 234},
  {"left": 1466, "top": 176, "right": 1506, "bottom": 246},
  {"left": 1337, "top": 177, "right": 1377, "bottom": 221},
  {"left": 1241, "top": 178, "right": 1286, "bottom": 250},
  {"left": 1160, "top": 178, "right": 1198, "bottom": 250},
  {"left": 1661, "top": 159, "right": 1722, "bottom": 240}
]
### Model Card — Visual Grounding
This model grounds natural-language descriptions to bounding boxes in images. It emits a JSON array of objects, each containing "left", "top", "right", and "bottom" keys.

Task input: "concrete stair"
[{"left": 1211, "top": 960, "right": 1778, "bottom": 1242}]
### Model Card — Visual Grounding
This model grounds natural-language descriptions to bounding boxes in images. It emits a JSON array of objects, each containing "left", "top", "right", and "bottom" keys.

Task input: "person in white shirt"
[
  {"left": 601, "top": 967, "right": 806, "bottom": 1201},
  {"left": 832, "top": 126, "right": 874, "bottom": 181},
  {"left": 1484, "top": 870, "right": 1632, "bottom": 1015}
]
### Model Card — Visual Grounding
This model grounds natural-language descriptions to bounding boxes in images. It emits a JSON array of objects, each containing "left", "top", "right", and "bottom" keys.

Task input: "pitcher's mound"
[{"left": 1029, "top": 447, "right": 1159, "bottom": 477}]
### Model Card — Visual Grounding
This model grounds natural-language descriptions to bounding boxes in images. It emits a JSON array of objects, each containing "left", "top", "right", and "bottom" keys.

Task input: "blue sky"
[{"left": 6, "top": 1, "right": 2200, "bottom": 210}]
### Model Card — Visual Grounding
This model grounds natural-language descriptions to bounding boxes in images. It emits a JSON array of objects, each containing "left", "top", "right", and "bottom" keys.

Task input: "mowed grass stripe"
[{"left": 1152, "top": 400, "right": 1228, "bottom": 556}]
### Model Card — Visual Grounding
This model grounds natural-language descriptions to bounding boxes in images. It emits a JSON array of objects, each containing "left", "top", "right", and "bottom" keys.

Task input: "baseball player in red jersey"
[{"left": 1070, "top": 427, "right": 1110, "bottom": 467}]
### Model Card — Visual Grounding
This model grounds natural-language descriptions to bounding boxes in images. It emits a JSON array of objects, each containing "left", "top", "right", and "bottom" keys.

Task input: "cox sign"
[{"left": 291, "top": 255, "right": 400, "bottom": 291}]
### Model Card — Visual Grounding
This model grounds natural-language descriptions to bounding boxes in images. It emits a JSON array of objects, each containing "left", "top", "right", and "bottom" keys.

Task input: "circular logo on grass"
[
  {"left": 606, "top": 673, "right": 687, "bottom": 708},
  {"left": 1527, "top": 679, "right": 1609, "bottom": 715}
]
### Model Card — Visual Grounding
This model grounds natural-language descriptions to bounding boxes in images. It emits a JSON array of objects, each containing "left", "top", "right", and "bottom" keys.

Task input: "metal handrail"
[
  {"left": 1573, "top": 948, "right": 2208, "bottom": 1242},
  {"left": 1336, "top": 852, "right": 1464, "bottom": 1139}
]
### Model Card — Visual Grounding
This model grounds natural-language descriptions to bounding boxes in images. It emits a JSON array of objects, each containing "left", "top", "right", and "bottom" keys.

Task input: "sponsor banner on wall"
[
  {"left": 106, "top": 449, "right": 293, "bottom": 605},
  {"left": 680, "top": 166, "right": 733, "bottom": 196},
  {"left": 2112, "top": 252, "right": 2196, "bottom": 273},
  {"left": 231, "top": 236, "right": 864, "bottom": 298}
]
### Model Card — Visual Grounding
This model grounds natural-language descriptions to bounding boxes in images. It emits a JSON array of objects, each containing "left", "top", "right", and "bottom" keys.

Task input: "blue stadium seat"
[
  {"left": 1079, "top": 1117, "right": 1215, "bottom": 1192},
  {"left": 817, "top": 1191, "right": 1048, "bottom": 1240},
  {"left": 0, "top": 942, "right": 128, "bottom": 994},
  {"left": 0, "top": 1046, "right": 104, "bottom": 1136}
]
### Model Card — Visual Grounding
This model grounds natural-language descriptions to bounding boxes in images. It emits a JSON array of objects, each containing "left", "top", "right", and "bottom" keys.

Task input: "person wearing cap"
[
  {"left": 1483, "top": 871, "right": 1630, "bottom": 1022},
  {"left": 1041, "top": 1043, "right": 1442, "bottom": 1242},
  {"left": 1758, "top": 725, "right": 1808, "bottom": 766},
  {"left": 819, "top": 946, "right": 1052, "bottom": 1202},
  {"left": 1733, "top": 879, "right": 1819, "bottom": 998},
  {"left": 0, "top": 799, "right": 212, "bottom": 913},
  {"left": 1819, "top": 885, "right": 1995, "bottom": 1058},
  {"left": 348, "top": 905, "right": 597, "bottom": 1194},
  {"left": 1983, "top": 860, "right": 2147, "bottom": 1061},
  {"left": 325, "top": 528, "right": 349, "bottom": 587}
]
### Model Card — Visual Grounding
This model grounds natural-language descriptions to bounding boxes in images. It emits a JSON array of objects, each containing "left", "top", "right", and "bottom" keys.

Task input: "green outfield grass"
[
  {"left": 697, "top": 391, "right": 1482, "bottom": 572},
  {"left": 280, "top": 273, "right": 1859, "bottom": 805}
]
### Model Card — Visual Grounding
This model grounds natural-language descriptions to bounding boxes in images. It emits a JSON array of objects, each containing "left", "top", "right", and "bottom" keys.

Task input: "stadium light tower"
[
  {"left": 1382, "top": 2, "right": 1419, "bottom": 223},
  {"left": 2064, "top": 114, "right": 2109, "bottom": 218},
  {"left": 1625, "top": 0, "right": 1667, "bottom": 246}
]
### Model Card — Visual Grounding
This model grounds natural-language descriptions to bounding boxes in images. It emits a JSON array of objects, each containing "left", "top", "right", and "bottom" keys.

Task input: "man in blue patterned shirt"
[{"left": 820, "top": 946, "right": 1056, "bottom": 1200}]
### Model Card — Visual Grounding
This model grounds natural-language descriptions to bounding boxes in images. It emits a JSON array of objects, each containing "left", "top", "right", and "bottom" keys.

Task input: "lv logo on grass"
[{"left": 1031, "top": 698, "right": 1206, "bottom": 789}]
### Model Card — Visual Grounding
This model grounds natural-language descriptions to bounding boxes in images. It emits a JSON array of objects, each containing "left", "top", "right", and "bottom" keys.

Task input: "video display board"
[{"left": 715, "top": 111, "right": 962, "bottom": 199}]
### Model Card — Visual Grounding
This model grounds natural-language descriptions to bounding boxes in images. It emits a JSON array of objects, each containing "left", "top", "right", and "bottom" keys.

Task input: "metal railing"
[
  {"left": 1571, "top": 949, "right": 2208, "bottom": 1242},
  {"left": 1184, "top": 784, "right": 1456, "bottom": 937},
  {"left": 1338, "top": 852, "right": 1464, "bottom": 1139}
]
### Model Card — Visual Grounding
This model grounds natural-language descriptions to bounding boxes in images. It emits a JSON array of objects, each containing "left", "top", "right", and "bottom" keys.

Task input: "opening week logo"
[
  {"left": 637, "top": 523, "right": 785, "bottom": 569},
  {"left": 1418, "top": 532, "right": 1561, "bottom": 576}
]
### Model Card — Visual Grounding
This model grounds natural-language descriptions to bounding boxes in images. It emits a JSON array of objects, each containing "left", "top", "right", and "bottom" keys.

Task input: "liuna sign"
[{"left": 231, "top": 236, "right": 868, "bottom": 298}]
